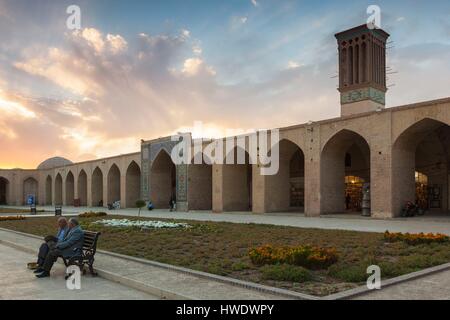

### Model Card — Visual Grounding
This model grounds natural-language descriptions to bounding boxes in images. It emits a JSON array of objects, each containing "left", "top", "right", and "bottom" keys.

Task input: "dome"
[{"left": 37, "top": 157, "right": 73, "bottom": 170}]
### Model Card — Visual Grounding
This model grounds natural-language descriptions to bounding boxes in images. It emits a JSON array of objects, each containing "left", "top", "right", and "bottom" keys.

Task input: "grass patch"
[
  {"left": 261, "top": 264, "right": 312, "bottom": 282},
  {"left": 1, "top": 215, "right": 450, "bottom": 296}
]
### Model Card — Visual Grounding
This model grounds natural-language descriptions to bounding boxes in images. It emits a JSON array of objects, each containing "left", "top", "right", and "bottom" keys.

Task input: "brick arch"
[
  {"left": 392, "top": 118, "right": 450, "bottom": 216},
  {"left": 150, "top": 149, "right": 175, "bottom": 208},
  {"left": 77, "top": 169, "right": 88, "bottom": 206},
  {"left": 23, "top": 176, "right": 39, "bottom": 205},
  {"left": 55, "top": 173, "right": 63, "bottom": 205},
  {"left": 107, "top": 164, "right": 121, "bottom": 205},
  {"left": 91, "top": 166, "right": 104, "bottom": 207},
  {"left": 125, "top": 160, "right": 141, "bottom": 208},
  {"left": 321, "top": 128, "right": 372, "bottom": 154},
  {"left": 320, "top": 129, "right": 371, "bottom": 214},
  {"left": 65, "top": 171, "right": 75, "bottom": 206},
  {"left": 0, "top": 176, "right": 10, "bottom": 205},
  {"left": 45, "top": 175, "right": 52, "bottom": 205},
  {"left": 264, "top": 139, "right": 306, "bottom": 213},
  {"left": 221, "top": 145, "right": 253, "bottom": 212}
]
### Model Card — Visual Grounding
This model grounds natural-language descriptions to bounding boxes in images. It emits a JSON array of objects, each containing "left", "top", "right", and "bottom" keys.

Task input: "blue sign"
[{"left": 27, "top": 195, "right": 35, "bottom": 205}]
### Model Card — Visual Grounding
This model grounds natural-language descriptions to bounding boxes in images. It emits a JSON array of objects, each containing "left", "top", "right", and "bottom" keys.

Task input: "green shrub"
[
  {"left": 261, "top": 264, "right": 312, "bottom": 283},
  {"left": 327, "top": 263, "right": 368, "bottom": 283}
]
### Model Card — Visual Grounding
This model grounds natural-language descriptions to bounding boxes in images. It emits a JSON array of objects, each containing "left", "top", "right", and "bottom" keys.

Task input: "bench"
[{"left": 63, "top": 231, "right": 101, "bottom": 277}]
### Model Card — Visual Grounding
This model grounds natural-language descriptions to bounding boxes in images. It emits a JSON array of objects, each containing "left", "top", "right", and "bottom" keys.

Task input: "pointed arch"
[
  {"left": 92, "top": 167, "right": 103, "bottom": 207},
  {"left": 0, "top": 177, "right": 10, "bottom": 205},
  {"left": 320, "top": 129, "right": 371, "bottom": 214},
  {"left": 23, "top": 177, "right": 39, "bottom": 205},
  {"left": 125, "top": 161, "right": 141, "bottom": 208},
  {"left": 107, "top": 164, "right": 121, "bottom": 205},
  {"left": 265, "top": 139, "right": 305, "bottom": 213},
  {"left": 392, "top": 118, "right": 450, "bottom": 216},
  {"left": 150, "top": 149, "right": 176, "bottom": 208},
  {"left": 65, "top": 171, "right": 75, "bottom": 206},
  {"left": 77, "top": 169, "right": 88, "bottom": 206},
  {"left": 45, "top": 175, "right": 52, "bottom": 205},
  {"left": 55, "top": 173, "right": 63, "bottom": 205}
]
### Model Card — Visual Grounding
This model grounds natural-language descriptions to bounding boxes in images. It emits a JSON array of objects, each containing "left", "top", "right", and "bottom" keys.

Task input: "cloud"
[{"left": 251, "top": 0, "right": 259, "bottom": 7}]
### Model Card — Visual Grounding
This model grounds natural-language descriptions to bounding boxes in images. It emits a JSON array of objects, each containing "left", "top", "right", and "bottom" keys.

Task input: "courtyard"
[{"left": 1, "top": 212, "right": 450, "bottom": 297}]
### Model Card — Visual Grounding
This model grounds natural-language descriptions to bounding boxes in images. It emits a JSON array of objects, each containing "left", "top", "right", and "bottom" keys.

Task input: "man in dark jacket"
[{"left": 36, "top": 218, "right": 84, "bottom": 278}]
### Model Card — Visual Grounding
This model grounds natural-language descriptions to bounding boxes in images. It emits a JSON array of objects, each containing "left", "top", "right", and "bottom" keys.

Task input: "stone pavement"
[
  {"left": 0, "top": 228, "right": 293, "bottom": 300},
  {"left": 0, "top": 243, "right": 158, "bottom": 300},
  {"left": 1, "top": 223, "right": 450, "bottom": 300},
  {"left": 352, "top": 269, "right": 450, "bottom": 300},
  {"left": 2, "top": 205, "right": 450, "bottom": 235}
]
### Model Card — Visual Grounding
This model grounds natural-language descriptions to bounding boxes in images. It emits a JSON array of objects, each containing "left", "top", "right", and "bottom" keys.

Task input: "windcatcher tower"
[{"left": 335, "top": 24, "right": 390, "bottom": 116}]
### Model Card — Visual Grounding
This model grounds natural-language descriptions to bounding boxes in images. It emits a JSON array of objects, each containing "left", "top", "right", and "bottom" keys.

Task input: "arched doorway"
[
  {"left": 125, "top": 161, "right": 141, "bottom": 208},
  {"left": 107, "top": 164, "right": 121, "bottom": 205},
  {"left": 45, "top": 175, "right": 52, "bottom": 205},
  {"left": 78, "top": 170, "right": 88, "bottom": 206},
  {"left": 55, "top": 173, "right": 63, "bottom": 205},
  {"left": 320, "top": 130, "right": 370, "bottom": 214},
  {"left": 222, "top": 146, "right": 252, "bottom": 212},
  {"left": 188, "top": 154, "right": 212, "bottom": 211},
  {"left": 265, "top": 139, "right": 305, "bottom": 213},
  {"left": 150, "top": 150, "right": 176, "bottom": 209},
  {"left": 0, "top": 177, "right": 9, "bottom": 205},
  {"left": 23, "top": 177, "right": 39, "bottom": 205},
  {"left": 65, "top": 171, "right": 74, "bottom": 206},
  {"left": 92, "top": 167, "right": 103, "bottom": 207},
  {"left": 393, "top": 118, "right": 450, "bottom": 216}
]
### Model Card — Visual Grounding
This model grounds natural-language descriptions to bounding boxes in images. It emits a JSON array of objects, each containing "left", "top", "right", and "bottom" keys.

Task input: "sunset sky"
[{"left": 1, "top": 0, "right": 450, "bottom": 169}]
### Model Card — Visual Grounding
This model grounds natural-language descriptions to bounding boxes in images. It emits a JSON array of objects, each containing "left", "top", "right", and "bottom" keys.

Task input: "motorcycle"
[
  {"left": 401, "top": 201, "right": 420, "bottom": 217},
  {"left": 108, "top": 200, "right": 121, "bottom": 210}
]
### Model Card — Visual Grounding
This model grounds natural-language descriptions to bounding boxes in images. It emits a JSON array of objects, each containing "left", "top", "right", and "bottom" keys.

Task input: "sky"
[{"left": 0, "top": 0, "right": 449, "bottom": 169}]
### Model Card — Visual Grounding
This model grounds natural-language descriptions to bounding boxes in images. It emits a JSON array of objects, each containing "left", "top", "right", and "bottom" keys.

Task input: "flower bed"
[
  {"left": 249, "top": 244, "right": 338, "bottom": 270},
  {"left": 79, "top": 211, "right": 108, "bottom": 218},
  {"left": 384, "top": 231, "right": 449, "bottom": 245},
  {"left": 93, "top": 218, "right": 190, "bottom": 229},
  {"left": 0, "top": 216, "right": 26, "bottom": 222}
]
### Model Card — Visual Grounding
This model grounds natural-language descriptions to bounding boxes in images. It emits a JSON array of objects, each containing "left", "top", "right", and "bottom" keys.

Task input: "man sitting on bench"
[
  {"left": 36, "top": 218, "right": 84, "bottom": 278},
  {"left": 33, "top": 217, "right": 68, "bottom": 273}
]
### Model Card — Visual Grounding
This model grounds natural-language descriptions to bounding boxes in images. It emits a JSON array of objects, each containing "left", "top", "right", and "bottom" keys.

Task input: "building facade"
[{"left": 1, "top": 25, "right": 450, "bottom": 218}]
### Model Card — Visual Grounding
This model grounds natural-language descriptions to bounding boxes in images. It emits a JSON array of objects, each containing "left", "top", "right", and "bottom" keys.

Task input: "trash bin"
[
  {"left": 55, "top": 206, "right": 62, "bottom": 216},
  {"left": 30, "top": 204, "right": 37, "bottom": 215}
]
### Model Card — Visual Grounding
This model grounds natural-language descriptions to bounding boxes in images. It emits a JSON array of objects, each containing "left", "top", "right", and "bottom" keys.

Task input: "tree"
[{"left": 135, "top": 200, "right": 146, "bottom": 217}]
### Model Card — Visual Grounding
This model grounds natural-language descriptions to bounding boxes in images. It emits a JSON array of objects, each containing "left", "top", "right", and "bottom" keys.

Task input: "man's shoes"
[
  {"left": 33, "top": 268, "right": 44, "bottom": 274},
  {"left": 35, "top": 271, "right": 50, "bottom": 278}
]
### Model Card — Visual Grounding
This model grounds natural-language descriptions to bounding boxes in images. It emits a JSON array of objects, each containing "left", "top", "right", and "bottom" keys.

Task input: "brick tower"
[{"left": 335, "top": 24, "right": 390, "bottom": 116}]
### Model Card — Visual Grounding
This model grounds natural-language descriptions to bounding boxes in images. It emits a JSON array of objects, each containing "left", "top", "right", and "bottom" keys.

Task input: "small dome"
[{"left": 37, "top": 157, "right": 73, "bottom": 170}]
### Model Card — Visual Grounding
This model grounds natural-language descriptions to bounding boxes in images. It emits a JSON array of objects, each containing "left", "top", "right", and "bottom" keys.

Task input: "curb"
[
  {"left": 0, "top": 227, "right": 315, "bottom": 300},
  {"left": 2, "top": 226, "right": 450, "bottom": 300},
  {"left": 324, "top": 261, "right": 450, "bottom": 300}
]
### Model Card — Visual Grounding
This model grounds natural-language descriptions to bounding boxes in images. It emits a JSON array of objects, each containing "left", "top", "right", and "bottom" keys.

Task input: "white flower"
[{"left": 93, "top": 219, "right": 190, "bottom": 229}]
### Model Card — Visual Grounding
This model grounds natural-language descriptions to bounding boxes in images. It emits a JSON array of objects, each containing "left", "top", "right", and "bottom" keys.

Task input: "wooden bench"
[{"left": 63, "top": 231, "right": 101, "bottom": 277}]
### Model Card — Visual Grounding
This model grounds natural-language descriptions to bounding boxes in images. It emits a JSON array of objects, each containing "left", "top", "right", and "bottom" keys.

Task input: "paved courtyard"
[
  {"left": 0, "top": 243, "right": 158, "bottom": 300},
  {"left": 3, "top": 205, "right": 450, "bottom": 235}
]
